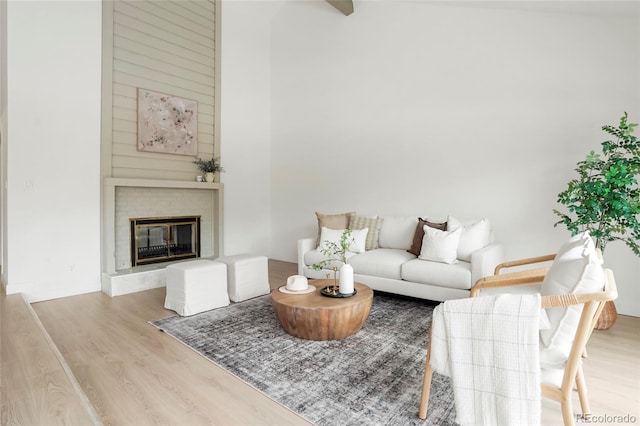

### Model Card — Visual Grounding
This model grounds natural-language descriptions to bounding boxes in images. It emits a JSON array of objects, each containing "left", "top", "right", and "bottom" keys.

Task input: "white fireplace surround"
[{"left": 102, "top": 178, "right": 224, "bottom": 296}]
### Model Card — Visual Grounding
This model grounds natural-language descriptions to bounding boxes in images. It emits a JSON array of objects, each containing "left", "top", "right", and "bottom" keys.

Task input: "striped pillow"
[{"left": 350, "top": 215, "right": 384, "bottom": 250}]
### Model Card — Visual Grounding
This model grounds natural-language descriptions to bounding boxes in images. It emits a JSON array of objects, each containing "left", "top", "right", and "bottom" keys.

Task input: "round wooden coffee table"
[{"left": 271, "top": 281, "right": 373, "bottom": 341}]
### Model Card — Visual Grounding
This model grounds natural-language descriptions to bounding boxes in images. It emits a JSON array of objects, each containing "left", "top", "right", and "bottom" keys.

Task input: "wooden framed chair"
[{"left": 418, "top": 254, "right": 617, "bottom": 426}]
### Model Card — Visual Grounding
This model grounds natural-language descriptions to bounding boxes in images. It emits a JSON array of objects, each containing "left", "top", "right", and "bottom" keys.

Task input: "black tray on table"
[{"left": 320, "top": 286, "right": 357, "bottom": 298}]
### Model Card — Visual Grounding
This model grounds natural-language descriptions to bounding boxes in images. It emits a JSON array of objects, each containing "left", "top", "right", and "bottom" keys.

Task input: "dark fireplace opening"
[{"left": 130, "top": 216, "right": 201, "bottom": 267}]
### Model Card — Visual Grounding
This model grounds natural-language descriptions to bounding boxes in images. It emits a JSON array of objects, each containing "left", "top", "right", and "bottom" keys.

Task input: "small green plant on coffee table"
[
  {"left": 310, "top": 229, "right": 355, "bottom": 293},
  {"left": 310, "top": 229, "right": 355, "bottom": 270}
]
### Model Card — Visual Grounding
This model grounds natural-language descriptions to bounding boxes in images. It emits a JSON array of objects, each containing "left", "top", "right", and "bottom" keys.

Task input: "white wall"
[
  {"left": 4, "top": 1, "right": 102, "bottom": 302},
  {"left": 221, "top": 1, "right": 640, "bottom": 316},
  {"left": 1, "top": 0, "right": 7, "bottom": 281},
  {"left": 220, "top": 1, "right": 283, "bottom": 256}
]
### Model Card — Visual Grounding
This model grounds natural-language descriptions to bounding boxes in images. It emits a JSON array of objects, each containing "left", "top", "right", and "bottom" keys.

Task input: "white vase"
[
  {"left": 205, "top": 172, "right": 215, "bottom": 183},
  {"left": 339, "top": 263, "right": 354, "bottom": 294}
]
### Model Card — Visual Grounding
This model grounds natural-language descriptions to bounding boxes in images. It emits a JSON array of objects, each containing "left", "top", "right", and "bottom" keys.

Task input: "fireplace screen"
[{"left": 130, "top": 216, "right": 201, "bottom": 267}]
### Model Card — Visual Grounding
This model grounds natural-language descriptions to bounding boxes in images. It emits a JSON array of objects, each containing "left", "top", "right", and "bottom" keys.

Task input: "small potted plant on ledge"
[
  {"left": 193, "top": 156, "right": 224, "bottom": 182},
  {"left": 553, "top": 112, "right": 640, "bottom": 329}
]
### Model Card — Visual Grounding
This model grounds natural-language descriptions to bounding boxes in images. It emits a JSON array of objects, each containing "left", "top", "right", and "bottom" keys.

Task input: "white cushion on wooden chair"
[
  {"left": 540, "top": 365, "right": 566, "bottom": 388},
  {"left": 539, "top": 232, "right": 604, "bottom": 363}
]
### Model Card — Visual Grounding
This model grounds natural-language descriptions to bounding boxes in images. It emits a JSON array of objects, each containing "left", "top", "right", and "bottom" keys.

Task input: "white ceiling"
[{"left": 401, "top": 1, "right": 640, "bottom": 18}]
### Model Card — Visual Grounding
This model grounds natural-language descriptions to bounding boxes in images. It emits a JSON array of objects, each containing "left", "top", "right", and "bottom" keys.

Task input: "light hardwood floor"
[{"left": 2, "top": 260, "right": 639, "bottom": 425}]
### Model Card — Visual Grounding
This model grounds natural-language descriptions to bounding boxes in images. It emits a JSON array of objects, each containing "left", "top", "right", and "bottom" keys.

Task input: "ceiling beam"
[{"left": 325, "top": 0, "right": 354, "bottom": 16}]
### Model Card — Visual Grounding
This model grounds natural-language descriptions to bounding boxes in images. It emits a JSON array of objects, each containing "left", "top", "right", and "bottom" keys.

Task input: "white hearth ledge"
[{"left": 101, "top": 256, "right": 216, "bottom": 297}]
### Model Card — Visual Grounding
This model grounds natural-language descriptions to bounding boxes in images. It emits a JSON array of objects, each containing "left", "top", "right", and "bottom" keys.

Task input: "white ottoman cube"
[
  {"left": 217, "top": 254, "right": 270, "bottom": 302},
  {"left": 164, "top": 260, "right": 229, "bottom": 316}
]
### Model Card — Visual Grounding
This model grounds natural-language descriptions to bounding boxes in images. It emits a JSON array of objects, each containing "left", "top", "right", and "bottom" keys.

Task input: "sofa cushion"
[
  {"left": 407, "top": 218, "right": 447, "bottom": 256},
  {"left": 401, "top": 258, "right": 472, "bottom": 290},
  {"left": 447, "top": 216, "right": 491, "bottom": 261},
  {"left": 349, "top": 215, "right": 384, "bottom": 250},
  {"left": 348, "top": 249, "right": 416, "bottom": 280},
  {"left": 378, "top": 216, "right": 417, "bottom": 250},
  {"left": 318, "top": 227, "right": 368, "bottom": 254},
  {"left": 315, "top": 211, "right": 355, "bottom": 245}
]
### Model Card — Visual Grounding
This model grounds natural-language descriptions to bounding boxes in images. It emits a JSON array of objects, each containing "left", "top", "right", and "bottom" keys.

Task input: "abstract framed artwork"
[{"left": 137, "top": 88, "right": 198, "bottom": 156}]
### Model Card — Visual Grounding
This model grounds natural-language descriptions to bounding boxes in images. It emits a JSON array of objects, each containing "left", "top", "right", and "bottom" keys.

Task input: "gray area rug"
[{"left": 151, "top": 292, "right": 456, "bottom": 426}]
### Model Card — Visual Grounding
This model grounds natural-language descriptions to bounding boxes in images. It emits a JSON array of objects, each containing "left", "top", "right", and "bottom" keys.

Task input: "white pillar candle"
[{"left": 339, "top": 264, "right": 354, "bottom": 294}]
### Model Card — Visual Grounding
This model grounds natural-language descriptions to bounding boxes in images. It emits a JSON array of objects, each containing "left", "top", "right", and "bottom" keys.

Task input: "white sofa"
[{"left": 297, "top": 215, "right": 504, "bottom": 302}]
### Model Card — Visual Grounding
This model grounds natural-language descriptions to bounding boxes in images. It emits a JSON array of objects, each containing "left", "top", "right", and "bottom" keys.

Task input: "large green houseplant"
[{"left": 553, "top": 112, "right": 640, "bottom": 328}]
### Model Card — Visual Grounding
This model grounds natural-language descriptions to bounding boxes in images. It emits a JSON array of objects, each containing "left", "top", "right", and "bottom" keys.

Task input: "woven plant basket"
[{"left": 594, "top": 300, "right": 618, "bottom": 330}]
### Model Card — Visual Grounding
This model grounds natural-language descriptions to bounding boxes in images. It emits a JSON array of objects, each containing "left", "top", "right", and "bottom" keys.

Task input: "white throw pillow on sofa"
[
  {"left": 447, "top": 216, "right": 491, "bottom": 261},
  {"left": 540, "top": 232, "right": 604, "bottom": 352},
  {"left": 318, "top": 227, "right": 368, "bottom": 254},
  {"left": 419, "top": 226, "right": 462, "bottom": 264},
  {"left": 378, "top": 216, "right": 418, "bottom": 250}
]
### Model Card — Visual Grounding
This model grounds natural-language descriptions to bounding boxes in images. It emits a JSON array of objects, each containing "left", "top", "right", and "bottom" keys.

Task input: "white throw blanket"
[{"left": 429, "top": 294, "right": 541, "bottom": 426}]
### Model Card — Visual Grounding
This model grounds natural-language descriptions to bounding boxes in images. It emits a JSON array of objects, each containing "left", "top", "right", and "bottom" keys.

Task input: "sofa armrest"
[
  {"left": 297, "top": 237, "right": 316, "bottom": 275},
  {"left": 470, "top": 243, "right": 504, "bottom": 285}
]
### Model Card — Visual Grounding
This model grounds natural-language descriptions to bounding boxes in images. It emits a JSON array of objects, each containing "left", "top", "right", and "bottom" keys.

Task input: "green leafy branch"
[
  {"left": 310, "top": 229, "right": 355, "bottom": 271},
  {"left": 553, "top": 112, "right": 640, "bottom": 255},
  {"left": 193, "top": 156, "right": 224, "bottom": 173}
]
